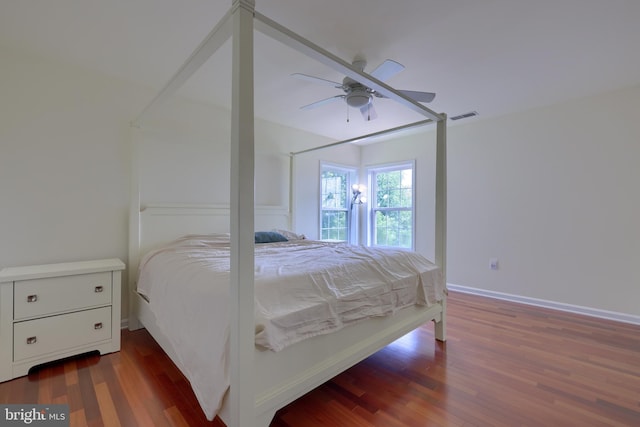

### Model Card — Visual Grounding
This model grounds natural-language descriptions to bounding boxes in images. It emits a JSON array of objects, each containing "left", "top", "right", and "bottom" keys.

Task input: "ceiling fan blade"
[
  {"left": 369, "top": 59, "right": 405, "bottom": 82},
  {"left": 398, "top": 89, "right": 436, "bottom": 103},
  {"left": 360, "top": 103, "right": 378, "bottom": 121},
  {"left": 300, "top": 95, "right": 344, "bottom": 110},
  {"left": 291, "top": 73, "right": 342, "bottom": 88}
]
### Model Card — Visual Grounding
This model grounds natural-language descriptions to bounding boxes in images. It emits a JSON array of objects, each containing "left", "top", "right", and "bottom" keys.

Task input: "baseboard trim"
[{"left": 447, "top": 283, "right": 640, "bottom": 326}]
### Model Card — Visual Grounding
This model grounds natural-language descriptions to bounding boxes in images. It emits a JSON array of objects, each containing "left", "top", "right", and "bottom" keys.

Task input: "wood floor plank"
[
  {"left": 1, "top": 291, "right": 638, "bottom": 426},
  {"left": 36, "top": 365, "right": 54, "bottom": 403},
  {"left": 70, "top": 408, "right": 88, "bottom": 427},
  {"left": 99, "top": 358, "right": 138, "bottom": 427},
  {"left": 94, "top": 381, "right": 121, "bottom": 427},
  {"left": 75, "top": 356, "right": 103, "bottom": 426},
  {"left": 64, "top": 359, "right": 79, "bottom": 387},
  {"left": 163, "top": 405, "right": 191, "bottom": 427}
]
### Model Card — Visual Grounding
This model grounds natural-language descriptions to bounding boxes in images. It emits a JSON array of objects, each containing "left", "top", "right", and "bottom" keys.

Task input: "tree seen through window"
[
  {"left": 320, "top": 168, "right": 349, "bottom": 241},
  {"left": 371, "top": 165, "right": 414, "bottom": 248}
]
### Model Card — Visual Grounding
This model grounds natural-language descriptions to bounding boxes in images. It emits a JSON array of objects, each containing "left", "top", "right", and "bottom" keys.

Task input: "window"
[
  {"left": 368, "top": 161, "right": 415, "bottom": 249},
  {"left": 320, "top": 164, "right": 356, "bottom": 242}
]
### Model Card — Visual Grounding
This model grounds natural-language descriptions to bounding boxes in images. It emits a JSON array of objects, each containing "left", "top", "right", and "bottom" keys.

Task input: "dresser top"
[{"left": 0, "top": 258, "right": 125, "bottom": 282}]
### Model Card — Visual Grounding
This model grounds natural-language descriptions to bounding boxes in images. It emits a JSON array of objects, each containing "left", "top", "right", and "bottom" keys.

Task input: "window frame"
[
  {"left": 319, "top": 162, "right": 358, "bottom": 243},
  {"left": 366, "top": 160, "right": 416, "bottom": 250}
]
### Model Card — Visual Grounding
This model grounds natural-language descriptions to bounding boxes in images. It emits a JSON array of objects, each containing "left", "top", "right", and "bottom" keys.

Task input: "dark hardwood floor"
[{"left": 1, "top": 291, "right": 639, "bottom": 426}]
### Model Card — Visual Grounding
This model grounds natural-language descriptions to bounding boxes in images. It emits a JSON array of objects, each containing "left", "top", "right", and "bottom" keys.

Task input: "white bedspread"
[{"left": 136, "top": 234, "right": 444, "bottom": 419}]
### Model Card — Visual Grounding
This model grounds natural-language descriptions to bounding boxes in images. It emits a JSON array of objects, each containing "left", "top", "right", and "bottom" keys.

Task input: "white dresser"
[{"left": 0, "top": 258, "right": 125, "bottom": 382}]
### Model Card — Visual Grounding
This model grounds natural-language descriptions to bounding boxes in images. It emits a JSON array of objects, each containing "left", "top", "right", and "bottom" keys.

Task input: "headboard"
[{"left": 138, "top": 204, "right": 291, "bottom": 255}]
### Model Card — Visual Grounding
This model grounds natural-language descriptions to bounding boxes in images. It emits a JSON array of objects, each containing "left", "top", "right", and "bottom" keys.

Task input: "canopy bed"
[{"left": 128, "top": 1, "right": 448, "bottom": 426}]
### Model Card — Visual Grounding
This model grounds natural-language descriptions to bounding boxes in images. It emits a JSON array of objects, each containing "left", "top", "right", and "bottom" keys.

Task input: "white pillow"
[{"left": 271, "top": 229, "right": 306, "bottom": 240}]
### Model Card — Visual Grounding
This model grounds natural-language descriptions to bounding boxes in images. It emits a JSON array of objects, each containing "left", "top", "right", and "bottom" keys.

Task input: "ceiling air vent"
[{"left": 450, "top": 111, "right": 479, "bottom": 121}]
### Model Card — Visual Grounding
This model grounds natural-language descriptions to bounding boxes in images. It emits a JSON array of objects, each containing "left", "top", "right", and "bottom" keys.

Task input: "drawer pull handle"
[
  {"left": 26, "top": 336, "right": 37, "bottom": 345},
  {"left": 27, "top": 294, "right": 38, "bottom": 303},
  {"left": 94, "top": 322, "right": 103, "bottom": 330},
  {"left": 94, "top": 286, "right": 104, "bottom": 293}
]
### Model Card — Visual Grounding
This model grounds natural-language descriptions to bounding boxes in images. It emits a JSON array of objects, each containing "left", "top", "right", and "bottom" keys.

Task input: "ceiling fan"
[{"left": 291, "top": 59, "right": 435, "bottom": 121}]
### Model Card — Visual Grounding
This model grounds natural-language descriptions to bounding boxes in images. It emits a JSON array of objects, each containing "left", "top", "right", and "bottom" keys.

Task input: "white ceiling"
[{"left": 2, "top": 0, "right": 640, "bottom": 140}]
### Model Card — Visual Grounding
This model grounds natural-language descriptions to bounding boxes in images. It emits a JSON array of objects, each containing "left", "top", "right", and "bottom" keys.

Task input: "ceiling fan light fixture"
[{"left": 346, "top": 88, "right": 371, "bottom": 108}]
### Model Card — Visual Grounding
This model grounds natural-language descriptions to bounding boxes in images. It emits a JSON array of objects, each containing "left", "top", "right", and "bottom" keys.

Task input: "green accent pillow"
[{"left": 254, "top": 231, "right": 289, "bottom": 244}]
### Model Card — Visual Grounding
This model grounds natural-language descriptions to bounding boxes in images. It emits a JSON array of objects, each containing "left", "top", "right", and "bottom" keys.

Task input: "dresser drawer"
[
  {"left": 14, "top": 272, "right": 112, "bottom": 320},
  {"left": 13, "top": 307, "right": 112, "bottom": 361}
]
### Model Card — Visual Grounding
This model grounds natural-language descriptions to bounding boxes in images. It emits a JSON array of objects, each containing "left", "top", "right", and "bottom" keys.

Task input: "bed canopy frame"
[{"left": 129, "top": 1, "right": 447, "bottom": 426}]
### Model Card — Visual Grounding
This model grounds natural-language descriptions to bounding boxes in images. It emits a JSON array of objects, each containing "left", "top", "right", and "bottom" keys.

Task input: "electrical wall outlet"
[{"left": 490, "top": 258, "right": 499, "bottom": 270}]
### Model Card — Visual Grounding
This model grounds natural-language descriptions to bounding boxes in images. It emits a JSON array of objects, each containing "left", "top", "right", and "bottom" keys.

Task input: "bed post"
[
  {"left": 288, "top": 153, "right": 295, "bottom": 231},
  {"left": 229, "top": 1, "right": 256, "bottom": 426},
  {"left": 434, "top": 114, "right": 447, "bottom": 342},
  {"left": 128, "top": 125, "right": 142, "bottom": 331}
]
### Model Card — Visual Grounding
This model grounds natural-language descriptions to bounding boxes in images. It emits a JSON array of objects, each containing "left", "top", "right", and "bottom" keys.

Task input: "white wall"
[
  {"left": 135, "top": 96, "right": 334, "bottom": 210},
  {"left": 360, "top": 85, "right": 640, "bottom": 318},
  {"left": 0, "top": 45, "right": 143, "bottom": 269}
]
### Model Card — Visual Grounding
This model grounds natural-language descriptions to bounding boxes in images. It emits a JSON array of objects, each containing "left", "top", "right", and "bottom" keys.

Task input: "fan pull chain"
[{"left": 346, "top": 104, "right": 350, "bottom": 123}]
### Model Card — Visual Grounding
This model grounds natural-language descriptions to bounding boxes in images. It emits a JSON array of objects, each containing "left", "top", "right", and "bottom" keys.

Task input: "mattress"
[{"left": 136, "top": 233, "right": 444, "bottom": 419}]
